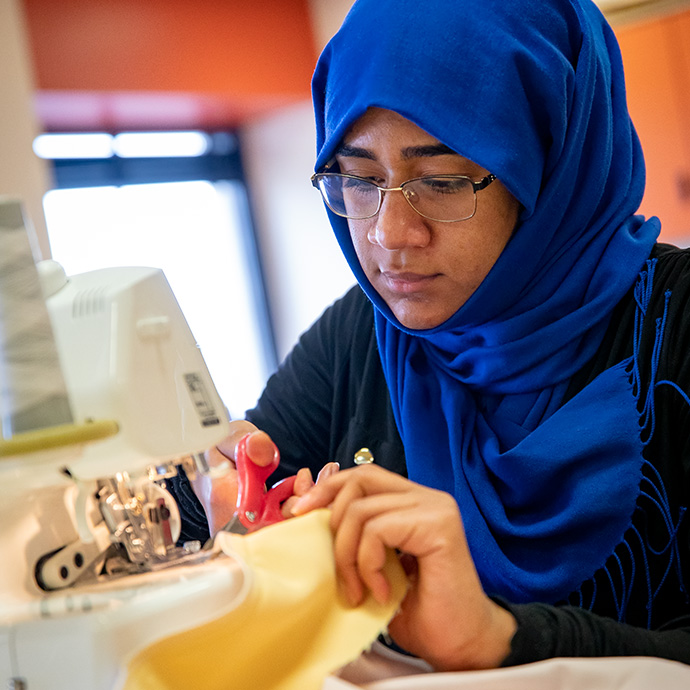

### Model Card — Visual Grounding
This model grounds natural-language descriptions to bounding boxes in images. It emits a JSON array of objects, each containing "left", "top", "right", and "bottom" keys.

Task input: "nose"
[{"left": 367, "top": 189, "right": 431, "bottom": 250}]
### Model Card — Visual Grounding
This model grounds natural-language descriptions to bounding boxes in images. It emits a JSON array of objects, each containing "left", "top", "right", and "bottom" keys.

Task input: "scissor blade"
[
  {"left": 218, "top": 513, "right": 249, "bottom": 535},
  {"left": 202, "top": 514, "right": 248, "bottom": 550}
]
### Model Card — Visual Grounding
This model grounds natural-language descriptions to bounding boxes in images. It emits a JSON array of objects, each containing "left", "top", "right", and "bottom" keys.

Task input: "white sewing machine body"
[
  {"left": 0, "top": 254, "right": 239, "bottom": 689},
  {"left": 3, "top": 559, "right": 246, "bottom": 690}
]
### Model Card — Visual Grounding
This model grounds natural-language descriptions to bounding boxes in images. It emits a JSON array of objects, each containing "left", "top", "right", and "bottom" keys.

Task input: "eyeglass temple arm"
[{"left": 472, "top": 173, "right": 496, "bottom": 192}]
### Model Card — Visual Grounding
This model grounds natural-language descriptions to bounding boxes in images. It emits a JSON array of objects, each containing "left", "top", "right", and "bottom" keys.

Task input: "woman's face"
[{"left": 336, "top": 108, "right": 520, "bottom": 330}]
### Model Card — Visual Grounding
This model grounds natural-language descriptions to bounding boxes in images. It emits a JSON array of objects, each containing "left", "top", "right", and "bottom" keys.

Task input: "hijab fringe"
[{"left": 568, "top": 259, "right": 689, "bottom": 627}]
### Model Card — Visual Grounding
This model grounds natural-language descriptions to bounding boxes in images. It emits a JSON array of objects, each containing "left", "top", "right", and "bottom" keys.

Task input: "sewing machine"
[{"left": 0, "top": 201, "right": 243, "bottom": 689}]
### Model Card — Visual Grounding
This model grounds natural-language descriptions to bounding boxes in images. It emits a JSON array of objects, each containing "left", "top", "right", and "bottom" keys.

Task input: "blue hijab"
[{"left": 312, "top": 0, "right": 660, "bottom": 603}]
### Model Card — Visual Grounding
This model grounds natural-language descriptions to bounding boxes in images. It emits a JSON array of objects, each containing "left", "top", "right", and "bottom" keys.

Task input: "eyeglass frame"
[{"left": 310, "top": 171, "right": 497, "bottom": 223}]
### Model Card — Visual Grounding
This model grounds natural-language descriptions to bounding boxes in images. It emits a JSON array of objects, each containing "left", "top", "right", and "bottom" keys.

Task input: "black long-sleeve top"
[{"left": 169, "top": 244, "right": 690, "bottom": 665}]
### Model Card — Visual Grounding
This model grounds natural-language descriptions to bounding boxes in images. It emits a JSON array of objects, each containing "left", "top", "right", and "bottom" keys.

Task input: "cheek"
[
  {"left": 349, "top": 223, "right": 374, "bottom": 269},
  {"left": 468, "top": 195, "right": 520, "bottom": 261},
  {"left": 495, "top": 193, "right": 521, "bottom": 244}
]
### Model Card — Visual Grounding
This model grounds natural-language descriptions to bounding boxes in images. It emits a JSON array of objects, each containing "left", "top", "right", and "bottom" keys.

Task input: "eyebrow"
[{"left": 335, "top": 142, "right": 459, "bottom": 160}]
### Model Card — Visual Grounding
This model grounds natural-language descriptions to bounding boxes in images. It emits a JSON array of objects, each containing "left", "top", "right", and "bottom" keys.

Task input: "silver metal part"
[
  {"left": 35, "top": 472, "right": 184, "bottom": 591},
  {"left": 147, "top": 460, "right": 178, "bottom": 481},
  {"left": 98, "top": 473, "right": 176, "bottom": 565}
]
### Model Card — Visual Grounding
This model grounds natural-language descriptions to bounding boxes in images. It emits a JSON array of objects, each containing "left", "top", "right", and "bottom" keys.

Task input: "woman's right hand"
[{"left": 190, "top": 420, "right": 338, "bottom": 535}]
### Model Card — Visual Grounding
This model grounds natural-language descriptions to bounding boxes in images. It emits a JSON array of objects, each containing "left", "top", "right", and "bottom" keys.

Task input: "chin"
[
  {"left": 394, "top": 310, "right": 447, "bottom": 331},
  {"left": 390, "top": 296, "right": 468, "bottom": 330},
  {"left": 378, "top": 288, "right": 465, "bottom": 330}
]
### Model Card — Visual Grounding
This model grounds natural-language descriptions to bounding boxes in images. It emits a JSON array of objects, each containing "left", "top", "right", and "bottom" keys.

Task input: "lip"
[{"left": 380, "top": 270, "right": 438, "bottom": 294}]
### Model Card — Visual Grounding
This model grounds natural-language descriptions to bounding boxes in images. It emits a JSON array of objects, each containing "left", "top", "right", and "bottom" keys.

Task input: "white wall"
[
  {"left": 0, "top": 0, "right": 52, "bottom": 259},
  {"left": 239, "top": 0, "right": 357, "bottom": 364},
  {"left": 239, "top": 102, "right": 354, "bottom": 364}
]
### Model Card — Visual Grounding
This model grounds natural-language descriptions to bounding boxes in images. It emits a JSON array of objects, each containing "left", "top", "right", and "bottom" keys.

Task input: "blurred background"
[{"left": 2, "top": 0, "right": 689, "bottom": 418}]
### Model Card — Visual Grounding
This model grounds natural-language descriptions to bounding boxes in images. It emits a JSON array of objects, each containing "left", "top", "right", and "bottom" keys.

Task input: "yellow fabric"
[{"left": 121, "top": 509, "right": 407, "bottom": 690}]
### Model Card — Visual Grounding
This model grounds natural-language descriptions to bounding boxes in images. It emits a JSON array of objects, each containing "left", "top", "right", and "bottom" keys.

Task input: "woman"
[{"left": 174, "top": 0, "right": 690, "bottom": 671}]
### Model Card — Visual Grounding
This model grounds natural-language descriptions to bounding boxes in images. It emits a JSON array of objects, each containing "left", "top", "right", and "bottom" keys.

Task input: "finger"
[
  {"left": 325, "top": 479, "right": 370, "bottom": 605},
  {"left": 243, "top": 429, "right": 279, "bottom": 467},
  {"left": 330, "top": 490, "right": 419, "bottom": 606},
  {"left": 293, "top": 467, "right": 315, "bottom": 496},
  {"left": 280, "top": 495, "right": 300, "bottom": 518},
  {"left": 191, "top": 473, "right": 241, "bottom": 536},
  {"left": 290, "top": 477, "right": 343, "bottom": 515},
  {"left": 215, "top": 420, "right": 258, "bottom": 460},
  {"left": 282, "top": 463, "right": 335, "bottom": 519},
  {"left": 317, "top": 462, "right": 340, "bottom": 482},
  {"left": 327, "top": 468, "right": 417, "bottom": 530},
  {"left": 201, "top": 444, "right": 238, "bottom": 476},
  {"left": 331, "top": 490, "right": 421, "bottom": 543},
  {"left": 341, "top": 500, "right": 450, "bottom": 607},
  {"left": 356, "top": 513, "right": 397, "bottom": 605},
  {"left": 278, "top": 468, "right": 314, "bottom": 518},
  {"left": 331, "top": 486, "right": 464, "bottom": 607},
  {"left": 355, "top": 504, "right": 436, "bottom": 605},
  {"left": 333, "top": 508, "right": 411, "bottom": 607},
  {"left": 292, "top": 464, "right": 409, "bottom": 515}
]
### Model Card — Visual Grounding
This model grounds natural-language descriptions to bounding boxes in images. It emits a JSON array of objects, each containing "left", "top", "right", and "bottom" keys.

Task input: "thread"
[{"left": 0, "top": 198, "right": 73, "bottom": 437}]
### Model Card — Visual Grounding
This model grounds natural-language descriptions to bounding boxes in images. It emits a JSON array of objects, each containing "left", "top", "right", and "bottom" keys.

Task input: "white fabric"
[{"left": 324, "top": 641, "right": 690, "bottom": 690}]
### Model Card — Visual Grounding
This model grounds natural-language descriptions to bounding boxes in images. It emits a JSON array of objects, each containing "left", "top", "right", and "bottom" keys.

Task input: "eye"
[
  {"left": 419, "top": 177, "right": 468, "bottom": 194},
  {"left": 342, "top": 176, "right": 379, "bottom": 195}
]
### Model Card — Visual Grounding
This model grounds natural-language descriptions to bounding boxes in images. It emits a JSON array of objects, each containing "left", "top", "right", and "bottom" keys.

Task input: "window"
[{"left": 37, "top": 132, "right": 274, "bottom": 420}]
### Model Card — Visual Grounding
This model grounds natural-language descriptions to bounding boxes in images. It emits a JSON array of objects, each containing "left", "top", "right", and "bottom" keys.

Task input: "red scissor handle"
[{"left": 234, "top": 433, "right": 296, "bottom": 532}]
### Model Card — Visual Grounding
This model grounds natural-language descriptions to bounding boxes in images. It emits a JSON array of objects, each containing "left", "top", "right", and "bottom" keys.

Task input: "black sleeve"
[
  {"left": 498, "top": 601, "right": 690, "bottom": 665},
  {"left": 244, "top": 288, "right": 360, "bottom": 479},
  {"left": 247, "top": 284, "right": 406, "bottom": 483},
  {"left": 168, "top": 465, "right": 211, "bottom": 544}
]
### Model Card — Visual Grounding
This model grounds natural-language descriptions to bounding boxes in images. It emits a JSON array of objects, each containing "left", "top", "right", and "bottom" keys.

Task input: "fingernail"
[
  {"left": 297, "top": 466, "right": 314, "bottom": 482},
  {"left": 323, "top": 462, "right": 340, "bottom": 478}
]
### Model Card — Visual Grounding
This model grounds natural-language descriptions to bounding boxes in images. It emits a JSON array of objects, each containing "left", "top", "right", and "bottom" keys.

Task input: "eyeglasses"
[{"left": 310, "top": 172, "right": 496, "bottom": 223}]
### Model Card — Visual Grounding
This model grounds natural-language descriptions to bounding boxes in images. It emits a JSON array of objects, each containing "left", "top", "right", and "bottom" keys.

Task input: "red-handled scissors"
[{"left": 218, "top": 433, "right": 296, "bottom": 535}]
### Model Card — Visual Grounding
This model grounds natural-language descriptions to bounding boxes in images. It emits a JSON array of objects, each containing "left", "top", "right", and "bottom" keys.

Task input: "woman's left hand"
[{"left": 292, "top": 464, "right": 517, "bottom": 671}]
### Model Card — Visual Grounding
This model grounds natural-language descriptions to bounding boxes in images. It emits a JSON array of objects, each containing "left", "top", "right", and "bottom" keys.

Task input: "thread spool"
[{"left": 0, "top": 199, "right": 73, "bottom": 437}]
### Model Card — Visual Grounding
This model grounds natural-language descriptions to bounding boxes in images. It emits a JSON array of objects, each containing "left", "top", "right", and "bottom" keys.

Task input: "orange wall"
[
  {"left": 19, "top": 1, "right": 690, "bottom": 244},
  {"left": 616, "top": 9, "right": 690, "bottom": 244},
  {"left": 21, "top": 0, "right": 318, "bottom": 128}
]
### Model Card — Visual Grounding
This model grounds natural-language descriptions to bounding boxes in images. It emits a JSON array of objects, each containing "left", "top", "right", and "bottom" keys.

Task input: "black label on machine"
[{"left": 184, "top": 372, "right": 221, "bottom": 427}]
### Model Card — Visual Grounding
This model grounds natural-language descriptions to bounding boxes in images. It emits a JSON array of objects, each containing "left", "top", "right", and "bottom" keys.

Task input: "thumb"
[{"left": 243, "top": 430, "right": 279, "bottom": 468}]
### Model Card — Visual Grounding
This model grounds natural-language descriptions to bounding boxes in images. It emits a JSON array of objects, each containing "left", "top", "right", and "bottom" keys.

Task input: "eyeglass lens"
[{"left": 316, "top": 175, "right": 478, "bottom": 222}]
